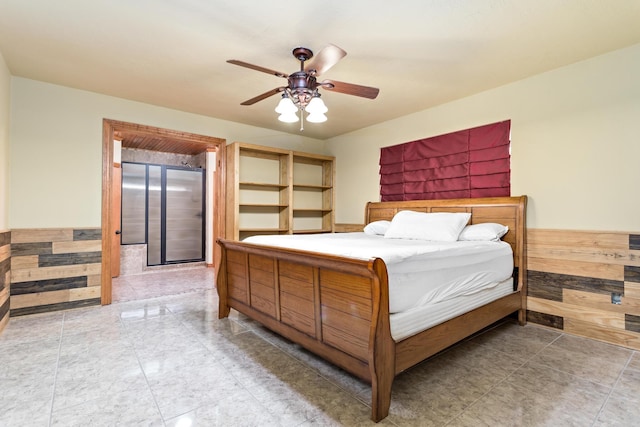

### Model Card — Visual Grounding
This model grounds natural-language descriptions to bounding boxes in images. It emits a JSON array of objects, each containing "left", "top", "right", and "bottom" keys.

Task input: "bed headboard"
[{"left": 365, "top": 196, "right": 527, "bottom": 271}]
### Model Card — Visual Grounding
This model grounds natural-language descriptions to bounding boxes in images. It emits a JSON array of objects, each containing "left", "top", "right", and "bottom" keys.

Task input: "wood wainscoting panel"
[
  {"left": 626, "top": 265, "right": 640, "bottom": 282},
  {"left": 527, "top": 229, "right": 629, "bottom": 249},
  {"left": 10, "top": 228, "right": 73, "bottom": 244},
  {"left": 527, "top": 257, "right": 623, "bottom": 281},
  {"left": 52, "top": 240, "right": 102, "bottom": 254},
  {"left": 527, "top": 228, "right": 640, "bottom": 351},
  {"left": 563, "top": 288, "right": 640, "bottom": 316},
  {"left": 10, "top": 255, "right": 39, "bottom": 270},
  {"left": 564, "top": 318, "right": 640, "bottom": 350},
  {"left": 334, "top": 223, "right": 365, "bottom": 233},
  {"left": 0, "top": 237, "right": 9, "bottom": 259},
  {"left": 625, "top": 314, "right": 640, "bottom": 333},
  {"left": 9, "top": 228, "right": 102, "bottom": 316},
  {"left": 10, "top": 286, "right": 101, "bottom": 310},
  {"left": 528, "top": 296, "right": 626, "bottom": 329},
  {"left": 625, "top": 282, "right": 640, "bottom": 299},
  {"left": 0, "top": 230, "right": 10, "bottom": 333},
  {"left": 11, "top": 263, "right": 102, "bottom": 283},
  {"left": 87, "top": 274, "right": 102, "bottom": 287}
]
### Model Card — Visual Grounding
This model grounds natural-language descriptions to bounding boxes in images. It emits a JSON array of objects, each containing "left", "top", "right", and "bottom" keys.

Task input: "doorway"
[
  {"left": 121, "top": 162, "right": 206, "bottom": 267},
  {"left": 101, "top": 119, "right": 226, "bottom": 305}
]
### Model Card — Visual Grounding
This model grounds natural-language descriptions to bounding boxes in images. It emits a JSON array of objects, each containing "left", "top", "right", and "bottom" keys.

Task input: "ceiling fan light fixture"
[
  {"left": 305, "top": 94, "right": 328, "bottom": 114},
  {"left": 229, "top": 44, "right": 378, "bottom": 130},
  {"left": 275, "top": 94, "right": 297, "bottom": 114},
  {"left": 306, "top": 112, "right": 327, "bottom": 123},
  {"left": 278, "top": 111, "right": 299, "bottom": 123}
]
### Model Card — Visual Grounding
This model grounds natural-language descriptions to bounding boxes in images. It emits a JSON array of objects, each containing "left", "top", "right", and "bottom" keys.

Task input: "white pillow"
[
  {"left": 384, "top": 210, "right": 471, "bottom": 241},
  {"left": 363, "top": 220, "right": 391, "bottom": 236},
  {"left": 458, "top": 223, "right": 509, "bottom": 242}
]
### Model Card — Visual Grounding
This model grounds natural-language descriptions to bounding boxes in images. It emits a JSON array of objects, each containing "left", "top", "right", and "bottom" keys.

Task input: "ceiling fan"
[{"left": 227, "top": 44, "right": 379, "bottom": 127}]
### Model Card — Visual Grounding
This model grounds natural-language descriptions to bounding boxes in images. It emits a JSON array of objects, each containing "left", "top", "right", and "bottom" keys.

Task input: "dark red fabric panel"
[
  {"left": 425, "top": 176, "right": 469, "bottom": 192},
  {"left": 380, "top": 172, "right": 404, "bottom": 185},
  {"left": 404, "top": 164, "right": 469, "bottom": 182},
  {"left": 470, "top": 187, "right": 510, "bottom": 198},
  {"left": 428, "top": 189, "right": 471, "bottom": 200},
  {"left": 381, "top": 194, "right": 405, "bottom": 201},
  {"left": 404, "top": 181, "right": 425, "bottom": 194},
  {"left": 379, "top": 120, "right": 511, "bottom": 201},
  {"left": 380, "top": 145, "right": 404, "bottom": 165},
  {"left": 379, "top": 162, "right": 404, "bottom": 175},
  {"left": 380, "top": 183, "right": 405, "bottom": 196},
  {"left": 404, "top": 151, "right": 469, "bottom": 171},
  {"left": 405, "top": 132, "right": 469, "bottom": 160},
  {"left": 469, "top": 145, "right": 510, "bottom": 162},
  {"left": 469, "top": 121, "right": 510, "bottom": 149},
  {"left": 470, "top": 158, "right": 510, "bottom": 175},
  {"left": 470, "top": 172, "right": 511, "bottom": 189}
]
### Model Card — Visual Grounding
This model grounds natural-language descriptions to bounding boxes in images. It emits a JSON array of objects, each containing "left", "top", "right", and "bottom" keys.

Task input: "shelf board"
[
  {"left": 240, "top": 228, "right": 290, "bottom": 232},
  {"left": 293, "top": 184, "right": 331, "bottom": 190},
  {"left": 292, "top": 208, "right": 332, "bottom": 213},
  {"left": 240, "top": 203, "right": 288, "bottom": 209},
  {"left": 240, "top": 182, "right": 288, "bottom": 189},
  {"left": 238, "top": 143, "right": 290, "bottom": 157}
]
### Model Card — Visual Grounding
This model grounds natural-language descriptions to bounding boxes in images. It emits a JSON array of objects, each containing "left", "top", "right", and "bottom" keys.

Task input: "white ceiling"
[{"left": 1, "top": 0, "right": 639, "bottom": 140}]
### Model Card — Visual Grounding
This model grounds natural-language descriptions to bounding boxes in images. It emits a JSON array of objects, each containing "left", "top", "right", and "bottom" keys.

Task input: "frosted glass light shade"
[
  {"left": 278, "top": 111, "right": 299, "bottom": 123},
  {"left": 306, "top": 112, "right": 327, "bottom": 123},
  {"left": 275, "top": 96, "right": 297, "bottom": 114},
  {"left": 305, "top": 96, "right": 328, "bottom": 114}
]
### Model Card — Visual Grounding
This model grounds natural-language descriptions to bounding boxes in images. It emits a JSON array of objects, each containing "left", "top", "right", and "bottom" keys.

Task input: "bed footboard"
[{"left": 217, "top": 238, "right": 395, "bottom": 421}]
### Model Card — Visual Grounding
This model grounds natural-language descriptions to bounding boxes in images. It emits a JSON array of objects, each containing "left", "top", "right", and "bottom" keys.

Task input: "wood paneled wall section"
[
  {"left": 10, "top": 228, "right": 102, "bottom": 316},
  {"left": 0, "top": 230, "right": 10, "bottom": 332},
  {"left": 527, "top": 229, "right": 640, "bottom": 349},
  {"left": 334, "top": 223, "right": 365, "bottom": 233}
]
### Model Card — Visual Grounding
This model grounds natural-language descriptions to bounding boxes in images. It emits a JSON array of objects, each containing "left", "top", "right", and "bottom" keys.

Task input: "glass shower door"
[
  {"left": 121, "top": 162, "right": 205, "bottom": 267},
  {"left": 164, "top": 167, "right": 204, "bottom": 263},
  {"left": 147, "top": 165, "right": 162, "bottom": 265}
]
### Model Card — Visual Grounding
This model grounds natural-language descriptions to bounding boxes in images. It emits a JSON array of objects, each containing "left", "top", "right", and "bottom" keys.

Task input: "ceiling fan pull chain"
[{"left": 300, "top": 109, "right": 304, "bottom": 131}]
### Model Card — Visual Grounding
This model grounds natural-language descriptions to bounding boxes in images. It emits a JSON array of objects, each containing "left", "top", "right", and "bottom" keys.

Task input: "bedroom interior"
[{"left": 1, "top": 1, "right": 640, "bottom": 425}]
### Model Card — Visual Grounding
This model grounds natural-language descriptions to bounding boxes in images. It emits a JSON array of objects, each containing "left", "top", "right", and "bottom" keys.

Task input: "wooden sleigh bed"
[{"left": 216, "top": 196, "right": 527, "bottom": 422}]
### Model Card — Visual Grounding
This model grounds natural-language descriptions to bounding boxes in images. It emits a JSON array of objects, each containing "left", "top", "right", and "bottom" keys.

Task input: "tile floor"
[{"left": 2, "top": 266, "right": 640, "bottom": 426}]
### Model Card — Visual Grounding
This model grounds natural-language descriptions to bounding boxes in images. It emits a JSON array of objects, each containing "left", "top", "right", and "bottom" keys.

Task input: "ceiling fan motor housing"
[{"left": 288, "top": 71, "right": 316, "bottom": 105}]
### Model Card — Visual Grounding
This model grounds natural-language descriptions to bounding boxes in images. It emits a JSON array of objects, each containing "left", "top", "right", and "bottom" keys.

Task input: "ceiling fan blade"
[
  {"left": 320, "top": 79, "right": 380, "bottom": 99},
  {"left": 304, "top": 44, "right": 347, "bottom": 76},
  {"left": 227, "top": 60, "right": 289, "bottom": 79},
  {"left": 240, "top": 87, "right": 286, "bottom": 106}
]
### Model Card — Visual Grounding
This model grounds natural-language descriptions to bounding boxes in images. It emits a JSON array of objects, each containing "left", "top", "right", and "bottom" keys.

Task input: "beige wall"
[
  {"left": 8, "top": 43, "right": 640, "bottom": 232},
  {"left": 326, "top": 43, "right": 640, "bottom": 232},
  {"left": 9, "top": 78, "right": 327, "bottom": 228},
  {"left": 0, "top": 52, "right": 10, "bottom": 230}
]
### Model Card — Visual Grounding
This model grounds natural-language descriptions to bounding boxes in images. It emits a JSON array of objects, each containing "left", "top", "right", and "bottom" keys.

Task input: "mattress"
[
  {"left": 243, "top": 232, "right": 514, "bottom": 314},
  {"left": 390, "top": 277, "right": 513, "bottom": 341}
]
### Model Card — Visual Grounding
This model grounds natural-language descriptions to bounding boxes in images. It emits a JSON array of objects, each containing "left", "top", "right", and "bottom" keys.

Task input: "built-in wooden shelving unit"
[{"left": 226, "top": 142, "right": 335, "bottom": 240}]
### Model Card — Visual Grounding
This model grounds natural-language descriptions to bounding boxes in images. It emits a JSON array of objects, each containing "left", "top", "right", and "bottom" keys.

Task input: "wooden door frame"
[{"left": 101, "top": 119, "right": 226, "bottom": 304}]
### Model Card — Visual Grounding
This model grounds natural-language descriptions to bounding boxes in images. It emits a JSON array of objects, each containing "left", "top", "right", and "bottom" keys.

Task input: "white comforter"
[{"left": 243, "top": 232, "right": 513, "bottom": 314}]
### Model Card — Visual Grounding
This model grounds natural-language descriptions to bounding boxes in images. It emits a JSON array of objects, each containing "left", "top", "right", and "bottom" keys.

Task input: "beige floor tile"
[
  {"left": 3, "top": 266, "right": 640, "bottom": 426},
  {"left": 451, "top": 380, "right": 597, "bottom": 427},
  {"left": 532, "top": 333, "right": 632, "bottom": 387}
]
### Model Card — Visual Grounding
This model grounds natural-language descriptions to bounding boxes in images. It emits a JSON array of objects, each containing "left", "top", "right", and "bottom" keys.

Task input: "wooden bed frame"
[{"left": 216, "top": 196, "right": 527, "bottom": 422}]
